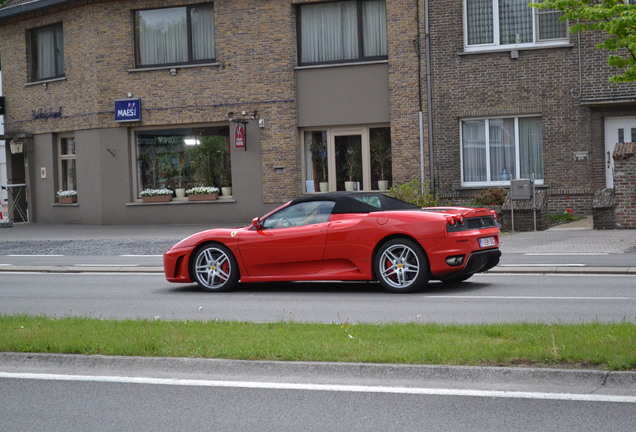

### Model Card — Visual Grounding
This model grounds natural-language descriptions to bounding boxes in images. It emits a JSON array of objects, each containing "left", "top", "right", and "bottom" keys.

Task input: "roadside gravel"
[{"left": 0, "top": 239, "right": 174, "bottom": 256}]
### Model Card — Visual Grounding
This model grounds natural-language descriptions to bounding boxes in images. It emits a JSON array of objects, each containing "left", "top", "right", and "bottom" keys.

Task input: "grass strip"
[{"left": 1, "top": 315, "right": 634, "bottom": 370}]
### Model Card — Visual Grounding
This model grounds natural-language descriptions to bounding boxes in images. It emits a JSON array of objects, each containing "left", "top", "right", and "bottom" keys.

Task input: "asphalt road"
[
  {"left": 2, "top": 354, "right": 635, "bottom": 432},
  {"left": 1, "top": 272, "right": 634, "bottom": 323}
]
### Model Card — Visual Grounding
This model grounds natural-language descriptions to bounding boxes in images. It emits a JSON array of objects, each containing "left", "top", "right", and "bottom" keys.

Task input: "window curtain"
[
  {"left": 34, "top": 26, "right": 63, "bottom": 80},
  {"left": 489, "top": 118, "right": 516, "bottom": 181},
  {"left": 499, "top": 0, "right": 533, "bottom": 44},
  {"left": 362, "top": 0, "right": 387, "bottom": 57},
  {"left": 300, "top": 1, "right": 358, "bottom": 63},
  {"left": 466, "top": 0, "right": 493, "bottom": 45},
  {"left": 462, "top": 120, "right": 487, "bottom": 182},
  {"left": 518, "top": 117, "right": 543, "bottom": 179},
  {"left": 191, "top": 5, "right": 215, "bottom": 60},
  {"left": 137, "top": 8, "right": 188, "bottom": 65}
]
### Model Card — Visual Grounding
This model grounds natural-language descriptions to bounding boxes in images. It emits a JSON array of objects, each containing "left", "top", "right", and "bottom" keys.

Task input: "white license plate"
[{"left": 479, "top": 237, "right": 496, "bottom": 248}]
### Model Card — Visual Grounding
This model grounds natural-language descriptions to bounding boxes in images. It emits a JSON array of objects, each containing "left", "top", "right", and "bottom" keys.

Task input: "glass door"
[{"left": 330, "top": 128, "right": 371, "bottom": 191}]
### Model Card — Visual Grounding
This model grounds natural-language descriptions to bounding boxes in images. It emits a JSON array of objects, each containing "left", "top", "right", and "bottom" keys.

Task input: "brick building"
[
  {"left": 428, "top": 0, "right": 636, "bottom": 218},
  {"left": 0, "top": 0, "right": 634, "bottom": 225}
]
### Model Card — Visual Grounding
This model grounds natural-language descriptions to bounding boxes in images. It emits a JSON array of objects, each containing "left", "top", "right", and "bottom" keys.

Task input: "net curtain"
[{"left": 300, "top": 0, "right": 387, "bottom": 63}]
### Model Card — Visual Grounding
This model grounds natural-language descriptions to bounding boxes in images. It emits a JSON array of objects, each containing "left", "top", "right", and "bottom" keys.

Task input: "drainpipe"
[
  {"left": 415, "top": 0, "right": 425, "bottom": 191},
  {"left": 424, "top": 0, "right": 435, "bottom": 194}
]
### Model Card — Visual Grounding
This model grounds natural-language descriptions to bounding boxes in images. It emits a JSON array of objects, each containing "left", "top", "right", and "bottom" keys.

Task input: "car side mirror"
[{"left": 251, "top": 217, "right": 263, "bottom": 230}]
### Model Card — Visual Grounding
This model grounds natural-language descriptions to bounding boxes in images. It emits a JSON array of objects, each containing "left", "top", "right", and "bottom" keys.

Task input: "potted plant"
[
  {"left": 139, "top": 188, "right": 173, "bottom": 203},
  {"left": 56, "top": 190, "right": 77, "bottom": 204},
  {"left": 214, "top": 149, "right": 232, "bottom": 197},
  {"left": 175, "top": 157, "right": 187, "bottom": 198},
  {"left": 371, "top": 131, "right": 391, "bottom": 191},
  {"left": 344, "top": 146, "right": 360, "bottom": 191},
  {"left": 186, "top": 186, "right": 219, "bottom": 201},
  {"left": 310, "top": 139, "right": 328, "bottom": 192}
]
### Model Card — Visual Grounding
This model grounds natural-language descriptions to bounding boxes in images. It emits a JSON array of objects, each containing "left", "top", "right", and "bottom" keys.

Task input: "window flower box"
[
  {"left": 140, "top": 188, "right": 173, "bottom": 203},
  {"left": 56, "top": 190, "right": 77, "bottom": 204},
  {"left": 186, "top": 187, "right": 219, "bottom": 201}
]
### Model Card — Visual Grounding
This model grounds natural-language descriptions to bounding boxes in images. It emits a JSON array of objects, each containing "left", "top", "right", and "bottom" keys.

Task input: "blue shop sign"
[{"left": 115, "top": 98, "right": 141, "bottom": 122}]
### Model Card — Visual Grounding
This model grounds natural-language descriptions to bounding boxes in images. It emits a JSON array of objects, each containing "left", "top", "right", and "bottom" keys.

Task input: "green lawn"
[{"left": 1, "top": 315, "right": 634, "bottom": 370}]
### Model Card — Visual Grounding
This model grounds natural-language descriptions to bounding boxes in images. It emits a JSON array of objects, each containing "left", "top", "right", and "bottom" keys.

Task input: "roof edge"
[{"left": 0, "top": 0, "right": 71, "bottom": 19}]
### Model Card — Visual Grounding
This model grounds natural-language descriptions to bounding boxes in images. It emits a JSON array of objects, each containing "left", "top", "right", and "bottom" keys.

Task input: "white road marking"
[
  {"left": 73, "top": 264, "right": 139, "bottom": 267},
  {"left": 7, "top": 254, "right": 64, "bottom": 257},
  {"left": 1, "top": 372, "right": 634, "bottom": 403},
  {"left": 524, "top": 253, "right": 610, "bottom": 256},
  {"left": 499, "top": 264, "right": 586, "bottom": 267},
  {"left": 423, "top": 296, "right": 634, "bottom": 300}
]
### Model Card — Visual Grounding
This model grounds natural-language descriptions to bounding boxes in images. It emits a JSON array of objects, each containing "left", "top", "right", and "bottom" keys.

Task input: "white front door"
[{"left": 604, "top": 116, "right": 636, "bottom": 188}]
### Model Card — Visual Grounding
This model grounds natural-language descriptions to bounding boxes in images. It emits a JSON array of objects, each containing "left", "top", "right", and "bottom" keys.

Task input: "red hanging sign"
[{"left": 234, "top": 124, "right": 246, "bottom": 149}]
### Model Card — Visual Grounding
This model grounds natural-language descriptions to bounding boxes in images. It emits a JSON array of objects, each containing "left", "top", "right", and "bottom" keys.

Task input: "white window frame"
[
  {"left": 460, "top": 116, "right": 544, "bottom": 187},
  {"left": 58, "top": 135, "right": 77, "bottom": 193},
  {"left": 463, "top": 0, "right": 569, "bottom": 53}
]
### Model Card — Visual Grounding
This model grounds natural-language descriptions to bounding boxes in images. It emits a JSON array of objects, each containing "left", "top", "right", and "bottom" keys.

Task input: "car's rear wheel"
[
  {"left": 374, "top": 238, "right": 429, "bottom": 293},
  {"left": 191, "top": 243, "right": 239, "bottom": 292}
]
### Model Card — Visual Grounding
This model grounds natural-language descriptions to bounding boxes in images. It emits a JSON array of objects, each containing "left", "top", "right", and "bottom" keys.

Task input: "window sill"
[
  {"left": 126, "top": 197, "right": 236, "bottom": 206},
  {"left": 128, "top": 63, "right": 221, "bottom": 73},
  {"left": 26, "top": 77, "right": 67, "bottom": 87},
  {"left": 459, "top": 182, "right": 546, "bottom": 189},
  {"left": 295, "top": 59, "right": 388, "bottom": 71},
  {"left": 52, "top": 202, "right": 79, "bottom": 207},
  {"left": 458, "top": 43, "right": 573, "bottom": 56}
]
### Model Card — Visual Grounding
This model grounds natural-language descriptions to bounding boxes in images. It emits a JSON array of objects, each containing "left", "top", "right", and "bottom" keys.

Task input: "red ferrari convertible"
[{"left": 163, "top": 192, "right": 501, "bottom": 293}]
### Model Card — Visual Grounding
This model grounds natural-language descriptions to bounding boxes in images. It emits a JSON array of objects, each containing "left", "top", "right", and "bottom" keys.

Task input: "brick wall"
[
  {"left": 613, "top": 142, "right": 636, "bottom": 228},
  {"left": 427, "top": 1, "right": 636, "bottom": 216},
  {"left": 0, "top": 0, "right": 301, "bottom": 204}
]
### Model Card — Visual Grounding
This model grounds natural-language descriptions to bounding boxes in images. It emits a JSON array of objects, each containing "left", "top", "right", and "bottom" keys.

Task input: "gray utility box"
[{"left": 510, "top": 179, "right": 533, "bottom": 200}]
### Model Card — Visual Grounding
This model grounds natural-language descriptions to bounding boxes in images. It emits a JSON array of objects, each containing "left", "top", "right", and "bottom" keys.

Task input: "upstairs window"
[
  {"left": 298, "top": 0, "right": 387, "bottom": 66},
  {"left": 134, "top": 4, "right": 215, "bottom": 68},
  {"left": 464, "top": 0, "right": 567, "bottom": 51},
  {"left": 29, "top": 23, "right": 65, "bottom": 81}
]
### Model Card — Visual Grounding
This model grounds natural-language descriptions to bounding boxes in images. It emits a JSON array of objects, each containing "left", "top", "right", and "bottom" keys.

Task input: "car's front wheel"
[
  {"left": 374, "top": 238, "right": 429, "bottom": 293},
  {"left": 191, "top": 243, "right": 239, "bottom": 292}
]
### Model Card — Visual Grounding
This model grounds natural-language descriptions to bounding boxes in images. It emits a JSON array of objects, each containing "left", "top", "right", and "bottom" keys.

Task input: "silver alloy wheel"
[
  {"left": 378, "top": 243, "right": 421, "bottom": 289},
  {"left": 193, "top": 245, "right": 234, "bottom": 290}
]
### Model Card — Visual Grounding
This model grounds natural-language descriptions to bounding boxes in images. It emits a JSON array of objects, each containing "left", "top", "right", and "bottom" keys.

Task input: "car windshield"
[{"left": 261, "top": 201, "right": 336, "bottom": 229}]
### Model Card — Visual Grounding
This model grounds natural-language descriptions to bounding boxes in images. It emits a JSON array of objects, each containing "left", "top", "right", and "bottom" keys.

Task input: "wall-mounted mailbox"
[{"left": 510, "top": 179, "right": 533, "bottom": 200}]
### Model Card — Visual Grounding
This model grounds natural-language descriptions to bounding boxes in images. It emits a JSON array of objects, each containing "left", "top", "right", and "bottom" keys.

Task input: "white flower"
[
  {"left": 56, "top": 190, "right": 77, "bottom": 198},
  {"left": 186, "top": 186, "right": 220, "bottom": 195},
  {"left": 139, "top": 188, "right": 173, "bottom": 197}
]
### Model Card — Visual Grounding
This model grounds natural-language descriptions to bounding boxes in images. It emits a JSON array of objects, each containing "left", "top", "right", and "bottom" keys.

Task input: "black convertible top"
[{"left": 289, "top": 192, "right": 419, "bottom": 214}]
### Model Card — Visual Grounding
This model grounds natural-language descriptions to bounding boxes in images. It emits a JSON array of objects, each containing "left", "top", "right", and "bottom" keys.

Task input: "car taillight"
[{"left": 446, "top": 215, "right": 465, "bottom": 226}]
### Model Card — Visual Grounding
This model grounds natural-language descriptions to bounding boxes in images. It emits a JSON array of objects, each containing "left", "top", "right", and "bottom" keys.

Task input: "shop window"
[
  {"left": 134, "top": 4, "right": 215, "bottom": 68},
  {"left": 303, "top": 126, "right": 391, "bottom": 192},
  {"left": 297, "top": 0, "right": 387, "bottom": 65},
  {"left": 136, "top": 127, "right": 231, "bottom": 197},
  {"left": 58, "top": 136, "right": 77, "bottom": 192},
  {"left": 461, "top": 116, "right": 543, "bottom": 186},
  {"left": 29, "top": 22, "right": 65, "bottom": 81},
  {"left": 464, "top": 0, "right": 567, "bottom": 51}
]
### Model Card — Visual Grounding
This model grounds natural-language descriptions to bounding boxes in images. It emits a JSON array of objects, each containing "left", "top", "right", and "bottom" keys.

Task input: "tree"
[{"left": 533, "top": 1, "right": 636, "bottom": 82}]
